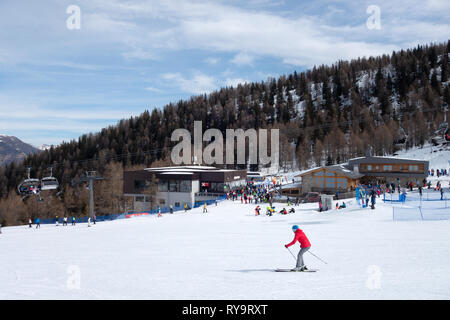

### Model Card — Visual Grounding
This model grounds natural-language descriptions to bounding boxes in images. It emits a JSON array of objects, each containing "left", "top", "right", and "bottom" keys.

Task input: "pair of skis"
[
  {"left": 275, "top": 268, "right": 318, "bottom": 272},
  {"left": 276, "top": 247, "right": 327, "bottom": 272}
]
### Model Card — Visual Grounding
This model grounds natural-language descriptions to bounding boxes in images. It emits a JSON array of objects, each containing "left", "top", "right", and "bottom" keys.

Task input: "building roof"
[
  {"left": 326, "top": 165, "right": 364, "bottom": 179},
  {"left": 295, "top": 165, "right": 363, "bottom": 179},
  {"left": 280, "top": 182, "right": 302, "bottom": 190},
  {"left": 294, "top": 166, "right": 321, "bottom": 177},
  {"left": 348, "top": 156, "right": 429, "bottom": 165},
  {"left": 160, "top": 172, "right": 195, "bottom": 175},
  {"left": 145, "top": 166, "right": 217, "bottom": 172},
  {"left": 144, "top": 166, "right": 245, "bottom": 174}
]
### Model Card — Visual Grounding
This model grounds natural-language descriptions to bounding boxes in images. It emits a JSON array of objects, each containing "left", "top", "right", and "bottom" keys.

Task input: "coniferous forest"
[{"left": 0, "top": 41, "right": 449, "bottom": 225}]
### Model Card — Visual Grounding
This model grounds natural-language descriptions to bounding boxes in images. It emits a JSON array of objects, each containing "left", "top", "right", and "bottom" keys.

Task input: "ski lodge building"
[
  {"left": 123, "top": 166, "right": 247, "bottom": 211},
  {"left": 295, "top": 156, "right": 429, "bottom": 196}
]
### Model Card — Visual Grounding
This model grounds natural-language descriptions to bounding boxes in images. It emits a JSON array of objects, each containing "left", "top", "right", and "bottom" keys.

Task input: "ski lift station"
[{"left": 123, "top": 166, "right": 247, "bottom": 211}]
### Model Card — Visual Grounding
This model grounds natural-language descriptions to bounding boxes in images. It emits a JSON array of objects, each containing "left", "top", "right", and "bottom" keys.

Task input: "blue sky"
[{"left": 0, "top": 0, "right": 449, "bottom": 147}]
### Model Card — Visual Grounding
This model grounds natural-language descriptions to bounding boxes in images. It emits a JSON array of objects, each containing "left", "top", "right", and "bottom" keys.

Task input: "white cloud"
[
  {"left": 1, "top": 0, "right": 449, "bottom": 145},
  {"left": 0, "top": 94, "right": 141, "bottom": 121},
  {"left": 162, "top": 72, "right": 219, "bottom": 94},
  {"left": 161, "top": 71, "right": 250, "bottom": 93},
  {"left": 145, "top": 86, "right": 164, "bottom": 93},
  {"left": 2, "top": 0, "right": 448, "bottom": 68},
  {"left": 205, "top": 57, "right": 221, "bottom": 65},
  {"left": 231, "top": 52, "right": 255, "bottom": 66},
  {"left": 122, "top": 48, "right": 157, "bottom": 61}
]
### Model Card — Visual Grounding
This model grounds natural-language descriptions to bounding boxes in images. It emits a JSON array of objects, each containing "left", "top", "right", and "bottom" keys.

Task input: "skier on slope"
[{"left": 285, "top": 225, "right": 311, "bottom": 271}]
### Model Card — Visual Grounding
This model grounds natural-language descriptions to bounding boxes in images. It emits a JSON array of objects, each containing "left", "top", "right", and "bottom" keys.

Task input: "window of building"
[
  {"left": 383, "top": 165, "right": 392, "bottom": 171},
  {"left": 325, "top": 177, "right": 335, "bottom": 188},
  {"left": 169, "top": 180, "right": 178, "bottom": 192},
  {"left": 158, "top": 180, "right": 168, "bottom": 192},
  {"left": 135, "top": 180, "right": 150, "bottom": 190},
  {"left": 175, "top": 202, "right": 180, "bottom": 207},
  {"left": 409, "top": 165, "right": 419, "bottom": 172},
  {"left": 135, "top": 196, "right": 145, "bottom": 202},
  {"left": 179, "top": 180, "right": 191, "bottom": 192},
  {"left": 315, "top": 177, "right": 324, "bottom": 188},
  {"left": 367, "top": 165, "right": 372, "bottom": 171},
  {"left": 159, "top": 199, "right": 165, "bottom": 205}
]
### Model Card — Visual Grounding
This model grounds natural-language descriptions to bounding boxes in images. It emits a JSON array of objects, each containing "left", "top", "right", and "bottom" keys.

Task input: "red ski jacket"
[{"left": 286, "top": 228, "right": 311, "bottom": 248}]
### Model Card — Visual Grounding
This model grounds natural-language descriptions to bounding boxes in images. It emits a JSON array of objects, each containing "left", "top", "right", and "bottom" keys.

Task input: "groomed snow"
[{"left": 1, "top": 197, "right": 449, "bottom": 300}]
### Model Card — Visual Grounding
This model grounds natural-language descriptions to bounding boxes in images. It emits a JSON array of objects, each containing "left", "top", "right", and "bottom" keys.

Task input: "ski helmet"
[{"left": 292, "top": 225, "right": 299, "bottom": 231}]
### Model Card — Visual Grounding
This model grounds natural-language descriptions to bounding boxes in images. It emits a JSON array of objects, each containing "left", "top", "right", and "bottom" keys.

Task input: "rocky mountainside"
[{"left": 0, "top": 134, "right": 39, "bottom": 166}]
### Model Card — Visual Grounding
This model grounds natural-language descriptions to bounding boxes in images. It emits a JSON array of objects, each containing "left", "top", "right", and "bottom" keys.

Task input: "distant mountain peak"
[{"left": 35, "top": 144, "right": 52, "bottom": 151}]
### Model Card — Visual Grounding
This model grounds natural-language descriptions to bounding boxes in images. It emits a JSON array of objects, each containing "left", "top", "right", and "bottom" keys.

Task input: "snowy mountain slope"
[
  {"left": 1, "top": 197, "right": 449, "bottom": 299},
  {"left": 393, "top": 143, "right": 450, "bottom": 169}
]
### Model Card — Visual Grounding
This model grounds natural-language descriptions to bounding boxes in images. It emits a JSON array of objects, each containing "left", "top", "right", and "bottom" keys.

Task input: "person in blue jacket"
[{"left": 35, "top": 218, "right": 41, "bottom": 229}]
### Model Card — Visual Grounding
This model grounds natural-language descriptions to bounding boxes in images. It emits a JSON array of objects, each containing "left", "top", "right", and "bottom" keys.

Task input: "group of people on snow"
[
  {"left": 429, "top": 168, "right": 448, "bottom": 177},
  {"left": 27, "top": 215, "right": 93, "bottom": 228}
]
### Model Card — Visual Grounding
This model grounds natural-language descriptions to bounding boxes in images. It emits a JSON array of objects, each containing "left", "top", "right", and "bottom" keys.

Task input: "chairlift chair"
[
  {"left": 17, "top": 168, "right": 41, "bottom": 197},
  {"left": 431, "top": 122, "right": 449, "bottom": 146},
  {"left": 394, "top": 126, "right": 408, "bottom": 148},
  {"left": 40, "top": 167, "right": 60, "bottom": 191}
]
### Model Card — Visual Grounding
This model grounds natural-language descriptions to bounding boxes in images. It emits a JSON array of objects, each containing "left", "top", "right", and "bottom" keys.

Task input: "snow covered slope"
[
  {"left": 393, "top": 143, "right": 450, "bottom": 170},
  {"left": 1, "top": 197, "right": 449, "bottom": 300}
]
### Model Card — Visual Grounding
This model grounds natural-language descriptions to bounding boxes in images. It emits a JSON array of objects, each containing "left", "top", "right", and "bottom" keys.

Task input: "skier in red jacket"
[{"left": 285, "top": 225, "right": 311, "bottom": 271}]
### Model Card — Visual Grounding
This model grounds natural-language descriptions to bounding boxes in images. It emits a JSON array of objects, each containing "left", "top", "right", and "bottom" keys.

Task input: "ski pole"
[
  {"left": 307, "top": 250, "right": 328, "bottom": 265},
  {"left": 285, "top": 246, "right": 297, "bottom": 262}
]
